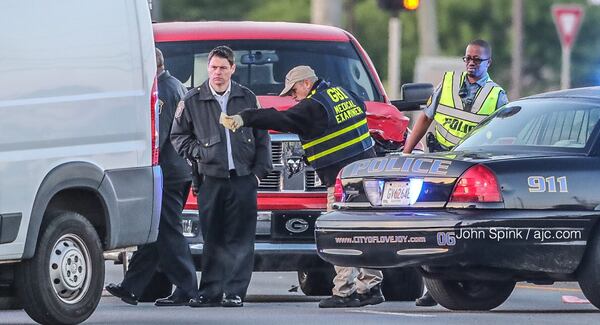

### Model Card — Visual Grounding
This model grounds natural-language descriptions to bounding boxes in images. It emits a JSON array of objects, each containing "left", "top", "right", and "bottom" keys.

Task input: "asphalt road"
[{"left": 1, "top": 262, "right": 598, "bottom": 324}]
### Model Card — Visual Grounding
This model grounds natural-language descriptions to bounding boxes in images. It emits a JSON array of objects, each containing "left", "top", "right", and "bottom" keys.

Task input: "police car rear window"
[{"left": 456, "top": 99, "right": 600, "bottom": 152}]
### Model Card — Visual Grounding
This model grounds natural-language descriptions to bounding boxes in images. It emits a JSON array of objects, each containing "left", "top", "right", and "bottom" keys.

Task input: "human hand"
[
  {"left": 219, "top": 112, "right": 237, "bottom": 131},
  {"left": 223, "top": 114, "right": 244, "bottom": 132}
]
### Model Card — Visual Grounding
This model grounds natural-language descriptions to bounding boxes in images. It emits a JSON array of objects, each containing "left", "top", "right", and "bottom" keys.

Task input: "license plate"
[{"left": 381, "top": 181, "right": 411, "bottom": 206}]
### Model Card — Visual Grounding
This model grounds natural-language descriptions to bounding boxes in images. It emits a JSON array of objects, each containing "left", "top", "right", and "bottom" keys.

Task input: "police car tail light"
[
  {"left": 150, "top": 76, "right": 159, "bottom": 166},
  {"left": 334, "top": 172, "right": 345, "bottom": 202},
  {"left": 363, "top": 179, "right": 384, "bottom": 206},
  {"left": 450, "top": 164, "right": 502, "bottom": 203}
]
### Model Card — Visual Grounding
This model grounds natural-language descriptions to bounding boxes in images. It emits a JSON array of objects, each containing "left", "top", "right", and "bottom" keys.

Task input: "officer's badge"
[
  {"left": 175, "top": 101, "right": 185, "bottom": 120},
  {"left": 158, "top": 99, "right": 164, "bottom": 114}
]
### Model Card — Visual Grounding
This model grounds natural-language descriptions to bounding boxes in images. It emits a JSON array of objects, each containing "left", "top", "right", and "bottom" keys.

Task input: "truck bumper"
[{"left": 182, "top": 209, "right": 330, "bottom": 272}]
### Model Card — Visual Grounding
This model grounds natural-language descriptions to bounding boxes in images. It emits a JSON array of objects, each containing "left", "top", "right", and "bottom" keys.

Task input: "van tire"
[
  {"left": 382, "top": 267, "right": 424, "bottom": 301},
  {"left": 15, "top": 212, "right": 104, "bottom": 325},
  {"left": 424, "top": 277, "right": 514, "bottom": 310},
  {"left": 578, "top": 231, "right": 600, "bottom": 309}
]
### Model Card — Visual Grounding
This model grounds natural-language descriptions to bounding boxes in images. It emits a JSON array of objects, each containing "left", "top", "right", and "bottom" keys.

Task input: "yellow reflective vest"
[{"left": 433, "top": 71, "right": 504, "bottom": 149}]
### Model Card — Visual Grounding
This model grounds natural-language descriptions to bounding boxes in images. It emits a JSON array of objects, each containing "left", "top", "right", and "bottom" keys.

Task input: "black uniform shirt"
[{"left": 158, "top": 70, "right": 192, "bottom": 183}]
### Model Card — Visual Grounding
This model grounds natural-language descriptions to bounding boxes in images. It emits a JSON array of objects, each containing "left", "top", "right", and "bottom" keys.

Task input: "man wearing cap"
[{"left": 221, "top": 65, "right": 385, "bottom": 308}]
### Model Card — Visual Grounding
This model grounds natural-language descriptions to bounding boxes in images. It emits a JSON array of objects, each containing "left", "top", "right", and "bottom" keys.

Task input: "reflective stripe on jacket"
[{"left": 300, "top": 82, "right": 373, "bottom": 169}]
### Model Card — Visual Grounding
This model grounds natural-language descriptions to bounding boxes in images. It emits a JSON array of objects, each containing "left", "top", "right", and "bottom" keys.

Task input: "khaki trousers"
[{"left": 327, "top": 186, "right": 383, "bottom": 297}]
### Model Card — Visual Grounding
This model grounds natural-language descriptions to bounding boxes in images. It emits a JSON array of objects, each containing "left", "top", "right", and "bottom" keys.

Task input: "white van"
[{"left": 0, "top": 1, "right": 160, "bottom": 324}]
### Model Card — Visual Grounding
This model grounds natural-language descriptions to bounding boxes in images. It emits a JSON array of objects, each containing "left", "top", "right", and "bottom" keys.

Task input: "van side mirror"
[{"left": 391, "top": 83, "right": 434, "bottom": 111}]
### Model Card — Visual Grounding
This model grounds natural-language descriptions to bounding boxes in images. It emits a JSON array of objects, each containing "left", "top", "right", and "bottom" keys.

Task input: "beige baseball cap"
[{"left": 279, "top": 65, "right": 316, "bottom": 96}]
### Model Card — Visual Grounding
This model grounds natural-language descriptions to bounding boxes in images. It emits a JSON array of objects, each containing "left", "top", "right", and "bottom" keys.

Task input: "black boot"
[
  {"left": 358, "top": 284, "right": 385, "bottom": 306},
  {"left": 105, "top": 283, "right": 138, "bottom": 306},
  {"left": 415, "top": 291, "right": 437, "bottom": 307},
  {"left": 318, "top": 293, "right": 361, "bottom": 308}
]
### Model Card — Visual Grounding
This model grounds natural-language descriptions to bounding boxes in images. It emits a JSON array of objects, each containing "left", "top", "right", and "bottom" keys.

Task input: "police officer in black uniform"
[
  {"left": 171, "top": 46, "right": 272, "bottom": 308},
  {"left": 222, "top": 65, "right": 385, "bottom": 308},
  {"left": 105, "top": 48, "right": 198, "bottom": 307}
]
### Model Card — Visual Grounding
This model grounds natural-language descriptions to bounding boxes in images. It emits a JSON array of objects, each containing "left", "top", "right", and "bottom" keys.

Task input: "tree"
[{"left": 159, "top": 0, "right": 600, "bottom": 96}]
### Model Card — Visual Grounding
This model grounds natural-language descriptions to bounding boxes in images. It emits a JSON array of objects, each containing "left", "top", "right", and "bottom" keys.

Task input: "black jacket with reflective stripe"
[{"left": 302, "top": 81, "right": 374, "bottom": 169}]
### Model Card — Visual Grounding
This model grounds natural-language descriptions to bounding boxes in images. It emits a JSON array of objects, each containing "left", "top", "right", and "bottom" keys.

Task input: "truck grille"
[
  {"left": 305, "top": 170, "right": 326, "bottom": 191},
  {"left": 258, "top": 170, "right": 281, "bottom": 191},
  {"left": 271, "top": 141, "right": 283, "bottom": 165},
  {"left": 258, "top": 134, "right": 325, "bottom": 193}
]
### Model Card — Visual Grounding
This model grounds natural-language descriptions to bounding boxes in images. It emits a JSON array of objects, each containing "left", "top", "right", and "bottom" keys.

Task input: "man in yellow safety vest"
[
  {"left": 402, "top": 39, "right": 508, "bottom": 307},
  {"left": 403, "top": 39, "right": 508, "bottom": 155}
]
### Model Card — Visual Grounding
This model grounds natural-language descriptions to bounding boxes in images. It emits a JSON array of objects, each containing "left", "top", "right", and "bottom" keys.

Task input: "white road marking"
[{"left": 348, "top": 309, "right": 435, "bottom": 318}]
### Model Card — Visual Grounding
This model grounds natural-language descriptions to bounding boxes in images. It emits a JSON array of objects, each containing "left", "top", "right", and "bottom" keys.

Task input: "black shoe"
[
  {"left": 358, "top": 284, "right": 385, "bottom": 306},
  {"left": 155, "top": 293, "right": 191, "bottom": 307},
  {"left": 415, "top": 291, "right": 438, "bottom": 307},
  {"left": 318, "top": 293, "right": 361, "bottom": 308},
  {"left": 189, "top": 295, "right": 222, "bottom": 308},
  {"left": 105, "top": 283, "right": 138, "bottom": 306},
  {"left": 222, "top": 294, "right": 243, "bottom": 307}
]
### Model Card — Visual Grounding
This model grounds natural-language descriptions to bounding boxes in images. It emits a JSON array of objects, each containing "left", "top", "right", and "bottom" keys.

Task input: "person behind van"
[
  {"left": 221, "top": 65, "right": 385, "bottom": 309},
  {"left": 105, "top": 48, "right": 198, "bottom": 307}
]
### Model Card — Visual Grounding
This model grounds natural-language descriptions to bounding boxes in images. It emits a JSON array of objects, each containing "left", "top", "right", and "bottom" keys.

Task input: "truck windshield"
[{"left": 157, "top": 40, "right": 380, "bottom": 102}]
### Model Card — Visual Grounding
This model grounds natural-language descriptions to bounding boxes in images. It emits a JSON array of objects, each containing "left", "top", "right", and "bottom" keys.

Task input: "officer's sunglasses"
[{"left": 462, "top": 56, "right": 489, "bottom": 64}]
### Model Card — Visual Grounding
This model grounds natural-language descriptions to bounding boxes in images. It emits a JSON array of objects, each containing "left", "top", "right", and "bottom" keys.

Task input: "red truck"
[{"left": 153, "top": 21, "right": 424, "bottom": 300}]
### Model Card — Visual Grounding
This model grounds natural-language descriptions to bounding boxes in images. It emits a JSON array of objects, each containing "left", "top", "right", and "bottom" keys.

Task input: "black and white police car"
[{"left": 315, "top": 87, "right": 600, "bottom": 311}]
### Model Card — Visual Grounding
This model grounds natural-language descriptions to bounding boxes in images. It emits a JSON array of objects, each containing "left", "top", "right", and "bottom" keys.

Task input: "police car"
[{"left": 315, "top": 87, "right": 600, "bottom": 311}]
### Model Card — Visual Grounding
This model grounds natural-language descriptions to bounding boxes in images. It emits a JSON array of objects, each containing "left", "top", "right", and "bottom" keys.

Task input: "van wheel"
[
  {"left": 424, "top": 277, "right": 515, "bottom": 310},
  {"left": 382, "top": 267, "right": 424, "bottom": 301},
  {"left": 298, "top": 268, "right": 335, "bottom": 296},
  {"left": 15, "top": 212, "right": 103, "bottom": 325},
  {"left": 578, "top": 231, "right": 600, "bottom": 309}
]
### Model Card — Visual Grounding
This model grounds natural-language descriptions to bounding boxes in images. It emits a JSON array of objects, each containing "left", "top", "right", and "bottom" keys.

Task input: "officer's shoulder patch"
[
  {"left": 158, "top": 99, "right": 164, "bottom": 114},
  {"left": 175, "top": 101, "right": 185, "bottom": 120},
  {"left": 426, "top": 95, "right": 432, "bottom": 107}
]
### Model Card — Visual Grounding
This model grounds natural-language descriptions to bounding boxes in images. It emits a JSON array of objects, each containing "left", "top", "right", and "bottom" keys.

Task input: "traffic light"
[{"left": 377, "top": 0, "right": 420, "bottom": 12}]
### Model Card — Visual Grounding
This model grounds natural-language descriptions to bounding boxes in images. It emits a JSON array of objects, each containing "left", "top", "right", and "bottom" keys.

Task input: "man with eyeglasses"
[
  {"left": 403, "top": 39, "right": 508, "bottom": 155},
  {"left": 402, "top": 39, "right": 508, "bottom": 307}
]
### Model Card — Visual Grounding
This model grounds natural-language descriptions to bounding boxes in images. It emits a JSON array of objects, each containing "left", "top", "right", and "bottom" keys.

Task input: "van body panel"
[{"left": 0, "top": 0, "right": 158, "bottom": 259}]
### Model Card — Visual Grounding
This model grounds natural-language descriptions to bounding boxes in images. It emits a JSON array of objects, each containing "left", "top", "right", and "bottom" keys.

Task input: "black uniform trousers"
[
  {"left": 121, "top": 180, "right": 198, "bottom": 299},
  {"left": 197, "top": 173, "right": 258, "bottom": 300}
]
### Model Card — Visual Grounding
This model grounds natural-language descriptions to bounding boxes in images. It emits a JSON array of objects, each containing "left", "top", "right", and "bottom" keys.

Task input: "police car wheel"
[
  {"left": 577, "top": 231, "right": 600, "bottom": 310},
  {"left": 15, "top": 211, "right": 104, "bottom": 325},
  {"left": 424, "top": 277, "right": 515, "bottom": 311},
  {"left": 382, "top": 267, "right": 424, "bottom": 301},
  {"left": 298, "top": 269, "right": 335, "bottom": 296}
]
